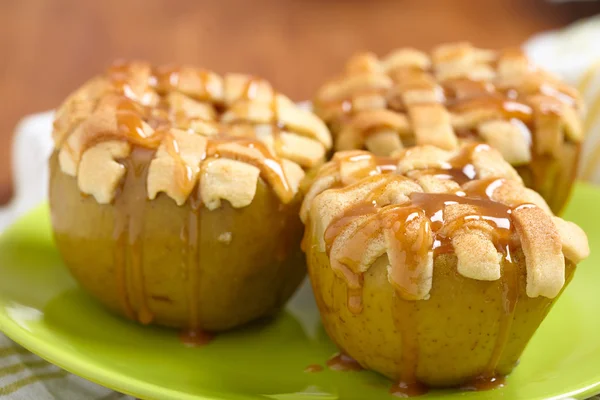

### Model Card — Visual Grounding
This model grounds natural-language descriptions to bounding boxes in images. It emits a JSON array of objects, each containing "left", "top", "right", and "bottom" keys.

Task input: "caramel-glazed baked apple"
[
  {"left": 50, "top": 61, "right": 331, "bottom": 334},
  {"left": 313, "top": 42, "right": 584, "bottom": 213},
  {"left": 300, "top": 144, "right": 589, "bottom": 394}
]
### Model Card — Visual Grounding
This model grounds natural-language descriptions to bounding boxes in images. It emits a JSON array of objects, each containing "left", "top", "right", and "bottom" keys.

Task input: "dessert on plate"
[
  {"left": 300, "top": 143, "right": 589, "bottom": 394},
  {"left": 313, "top": 42, "right": 584, "bottom": 213},
  {"left": 49, "top": 61, "right": 331, "bottom": 334}
]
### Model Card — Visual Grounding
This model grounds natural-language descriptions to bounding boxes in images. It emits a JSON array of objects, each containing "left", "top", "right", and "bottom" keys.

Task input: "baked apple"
[
  {"left": 49, "top": 61, "right": 331, "bottom": 334},
  {"left": 313, "top": 42, "right": 584, "bottom": 213},
  {"left": 300, "top": 144, "right": 589, "bottom": 394}
]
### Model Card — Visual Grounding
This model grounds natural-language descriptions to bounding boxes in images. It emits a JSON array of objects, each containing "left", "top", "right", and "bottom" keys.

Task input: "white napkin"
[
  {"left": 0, "top": 111, "right": 53, "bottom": 233},
  {"left": 525, "top": 14, "right": 600, "bottom": 184}
]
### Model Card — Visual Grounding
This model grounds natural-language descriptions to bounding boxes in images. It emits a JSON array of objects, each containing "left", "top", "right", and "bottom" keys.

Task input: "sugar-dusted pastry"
[
  {"left": 313, "top": 42, "right": 584, "bottom": 213},
  {"left": 300, "top": 144, "right": 589, "bottom": 393},
  {"left": 50, "top": 61, "right": 331, "bottom": 335}
]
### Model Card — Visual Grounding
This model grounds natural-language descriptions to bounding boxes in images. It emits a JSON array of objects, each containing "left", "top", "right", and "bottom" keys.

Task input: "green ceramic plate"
[{"left": 0, "top": 183, "right": 599, "bottom": 400}]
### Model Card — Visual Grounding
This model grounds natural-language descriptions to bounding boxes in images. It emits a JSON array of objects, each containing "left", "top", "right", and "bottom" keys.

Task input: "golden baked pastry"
[
  {"left": 301, "top": 144, "right": 589, "bottom": 393},
  {"left": 50, "top": 61, "right": 331, "bottom": 335},
  {"left": 313, "top": 42, "right": 584, "bottom": 213}
]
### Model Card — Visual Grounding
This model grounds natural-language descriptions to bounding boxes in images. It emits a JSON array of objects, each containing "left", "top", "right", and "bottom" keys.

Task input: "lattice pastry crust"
[
  {"left": 53, "top": 61, "right": 331, "bottom": 207},
  {"left": 314, "top": 42, "right": 583, "bottom": 167},
  {"left": 301, "top": 144, "right": 589, "bottom": 302}
]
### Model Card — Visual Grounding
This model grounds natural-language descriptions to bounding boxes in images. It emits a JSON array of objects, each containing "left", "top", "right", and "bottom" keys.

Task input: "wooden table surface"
[{"left": 1, "top": 0, "right": 598, "bottom": 205}]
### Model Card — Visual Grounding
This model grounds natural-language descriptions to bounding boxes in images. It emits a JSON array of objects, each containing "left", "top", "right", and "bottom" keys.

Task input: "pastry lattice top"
[
  {"left": 301, "top": 144, "right": 589, "bottom": 306},
  {"left": 53, "top": 61, "right": 332, "bottom": 207},
  {"left": 314, "top": 42, "right": 583, "bottom": 166}
]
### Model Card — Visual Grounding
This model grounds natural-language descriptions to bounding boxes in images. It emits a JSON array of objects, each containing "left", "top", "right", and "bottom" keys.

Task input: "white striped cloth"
[{"left": 0, "top": 336, "right": 131, "bottom": 399}]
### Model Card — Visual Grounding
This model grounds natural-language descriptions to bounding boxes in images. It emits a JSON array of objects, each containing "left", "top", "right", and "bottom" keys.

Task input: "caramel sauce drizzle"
[
  {"left": 448, "top": 96, "right": 533, "bottom": 123},
  {"left": 150, "top": 64, "right": 215, "bottom": 101},
  {"left": 270, "top": 90, "right": 284, "bottom": 159},
  {"left": 383, "top": 206, "right": 432, "bottom": 301},
  {"left": 482, "top": 248, "right": 518, "bottom": 380},
  {"left": 439, "top": 142, "right": 482, "bottom": 184},
  {"left": 240, "top": 76, "right": 261, "bottom": 101},
  {"left": 107, "top": 61, "right": 156, "bottom": 105},
  {"left": 390, "top": 275, "right": 429, "bottom": 397},
  {"left": 321, "top": 155, "right": 522, "bottom": 394},
  {"left": 320, "top": 53, "right": 580, "bottom": 190},
  {"left": 80, "top": 100, "right": 293, "bottom": 203},
  {"left": 323, "top": 144, "right": 486, "bottom": 310},
  {"left": 411, "top": 191, "right": 514, "bottom": 254},
  {"left": 321, "top": 64, "right": 541, "bottom": 124},
  {"left": 442, "top": 78, "right": 496, "bottom": 100},
  {"left": 178, "top": 188, "right": 204, "bottom": 343},
  {"left": 78, "top": 62, "right": 296, "bottom": 204},
  {"left": 163, "top": 131, "right": 196, "bottom": 194},
  {"left": 324, "top": 201, "right": 376, "bottom": 314},
  {"left": 375, "top": 155, "right": 400, "bottom": 173},
  {"left": 208, "top": 137, "right": 293, "bottom": 200},
  {"left": 315, "top": 49, "right": 580, "bottom": 395},
  {"left": 107, "top": 61, "right": 134, "bottom": 94},
  {"left": 323, "top": 190, "right": 515, "bottom": 309},
  {"left": 142, "top": 64, "right": 289, "bottom": 196},
  {"left": 116, "top": 100, "right": 164, "bottom": 148},
  {"left": 152, "top": 64, "right": 181, "bottom": 92},
  {"left": 113, "top": 147, "right": 155, "bottom": 325},
  {"left": 100, "top": 63, "right": 295, "bottom": 343}
]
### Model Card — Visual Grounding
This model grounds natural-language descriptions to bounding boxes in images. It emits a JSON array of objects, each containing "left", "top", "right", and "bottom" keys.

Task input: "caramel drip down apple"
[
  {"left": 301, "top": 144, "right": 589, "bottom": 394},
  {"left": 113, "top": 148, "right": 155, "bottom": 324},
  {"left": 107, "top": 70, "right": 293, "bottom": 328},
  {"left": 52, "top": 61, "right": 329, "bottom": 334}
]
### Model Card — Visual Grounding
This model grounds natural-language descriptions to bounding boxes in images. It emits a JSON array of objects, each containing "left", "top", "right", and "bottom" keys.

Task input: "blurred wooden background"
[{"left": 1, "top": 0, "right": 598, "bottom": 204}]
